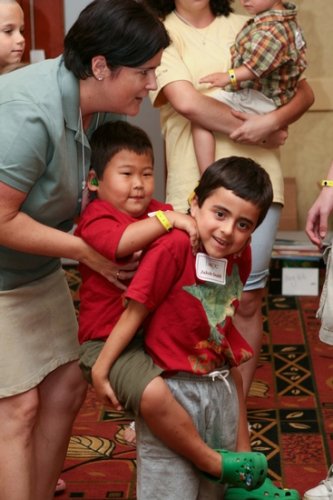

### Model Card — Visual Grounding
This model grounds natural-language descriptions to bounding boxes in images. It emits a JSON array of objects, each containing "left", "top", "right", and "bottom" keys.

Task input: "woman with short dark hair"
[{"left": 0, "top": 1, "right": 169, "bottom": 499}]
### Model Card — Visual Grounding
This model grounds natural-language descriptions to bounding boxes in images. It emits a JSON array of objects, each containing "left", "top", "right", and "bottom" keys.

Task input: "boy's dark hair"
[
  {"left": 90, "top": 120, "right": 154, "bottom": 179},
  {"left": 143, "top": 0, "right": 233, "bottom": 19},
  {"left": 64, "top": 0, "right": 170, "bottom": 79},
  {"left": 194, "top": 156, "right": 273, "bottom": 227}
]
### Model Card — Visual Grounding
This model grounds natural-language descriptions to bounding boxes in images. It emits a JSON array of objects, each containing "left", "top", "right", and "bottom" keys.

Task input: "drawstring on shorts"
[{"left": 207, "top": 369, "right": 231, "bottom": 394}]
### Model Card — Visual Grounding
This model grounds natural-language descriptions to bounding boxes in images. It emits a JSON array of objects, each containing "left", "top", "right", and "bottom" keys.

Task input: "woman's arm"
[
  {"left": 270, "top": 78, "right": 315, "bottom": 128},
  {"left": 91, "top": 300, "right": 149, "bottom": 406},
  {"left": 162, "top": 78, "right": 314, "bottom": 145},
  {"left": 0, "top": 181, "right": 137, "bottom": 287},
  {"left": 162, "top": 79, "right": 241, "bottom": 134}
]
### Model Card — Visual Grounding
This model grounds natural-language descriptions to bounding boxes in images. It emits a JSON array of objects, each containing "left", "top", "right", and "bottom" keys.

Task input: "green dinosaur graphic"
[{"left": 183, "top": 265, "right": 243, "bottom": 345}]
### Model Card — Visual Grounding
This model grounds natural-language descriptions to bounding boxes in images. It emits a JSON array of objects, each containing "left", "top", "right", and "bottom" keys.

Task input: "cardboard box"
[{"left": 278, "top": 177, "right": 298, "bottom": 230}]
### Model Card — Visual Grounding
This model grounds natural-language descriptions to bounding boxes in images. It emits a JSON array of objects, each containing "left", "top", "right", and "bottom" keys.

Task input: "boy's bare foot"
[{"left": 123, "top": 421, "right": 136, "bottom": 445}]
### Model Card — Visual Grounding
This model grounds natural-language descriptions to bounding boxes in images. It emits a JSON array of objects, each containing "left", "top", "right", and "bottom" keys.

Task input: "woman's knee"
[
  {"left": 40, "top": 362, "right": 87, "bottom": 415},
  {"left": 238, "top": 289, "right": 264, "bottom": 319},
  {"left": 0, "top": 390, "right": 39, "bottom": 439},
  {"left": 67, "top": 373, "right": 87, "bottom": 414},
  {"left": 60, "top": 366, "right": 88, "bottom": 414}
]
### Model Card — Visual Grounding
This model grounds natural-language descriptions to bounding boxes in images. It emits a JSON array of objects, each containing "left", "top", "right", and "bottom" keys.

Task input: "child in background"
[
  {"left": 90, "top": 149, "right": 301, "bottom": 498},
  {"left": 192, "top": 0, "right": 307, "bottom": 172},
  {"left": 0, "top": 0, "right": 25, "bottom": 74},
  {"left": 77, "top": 121, "right": 268, "bottom": 492},
  {"left": 304, "top": 160, "right": 333, "bottom": 500}
]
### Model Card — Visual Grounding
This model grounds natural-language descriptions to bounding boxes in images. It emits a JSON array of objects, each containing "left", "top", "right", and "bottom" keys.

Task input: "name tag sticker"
[
  {"left": 295, "top": 28, "right": 305, "bottom": 50},
  {"left": 196, "top": 252, "right": 227, "bottom": 284}
]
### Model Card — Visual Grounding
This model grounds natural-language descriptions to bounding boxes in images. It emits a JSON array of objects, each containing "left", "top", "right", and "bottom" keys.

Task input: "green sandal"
[
  {"left": 203, "top": 449, "right": 267, "bottom": 490},
  {"left": 224, "top": 478, "right": 301, "bottom": 499}
]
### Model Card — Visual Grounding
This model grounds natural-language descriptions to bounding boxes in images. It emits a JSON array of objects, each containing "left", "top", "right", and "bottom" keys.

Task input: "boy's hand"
[
  {"left": 91, "top": 365, "right": 123, "bottom": 410},
  {"left": 166, "top": 211, "right": 199, "bottom": 254}
]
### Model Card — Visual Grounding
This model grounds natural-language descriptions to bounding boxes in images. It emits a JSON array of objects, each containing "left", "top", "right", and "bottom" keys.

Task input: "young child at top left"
[
  {"left": 76, "top": 119, "right": 269, "bottom": 491},
  {"left": 0, "top": 0, "right": 25, "bottom": 74}
]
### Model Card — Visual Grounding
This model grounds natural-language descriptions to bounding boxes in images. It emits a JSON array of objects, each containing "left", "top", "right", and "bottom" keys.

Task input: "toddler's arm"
[{"left": 199, "top": 65, "right": 255, "bottom": 89}]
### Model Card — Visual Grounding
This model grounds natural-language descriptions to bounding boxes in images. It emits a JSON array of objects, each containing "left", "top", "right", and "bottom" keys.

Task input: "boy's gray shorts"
[{"left": 136, "top": 370, "right": 238, "bottom": 500}]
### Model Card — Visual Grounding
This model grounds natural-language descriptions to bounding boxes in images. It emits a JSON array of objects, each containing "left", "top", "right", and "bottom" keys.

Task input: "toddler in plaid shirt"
[{"left": 192, "top": 0, "right": 307, "bottom": 172}]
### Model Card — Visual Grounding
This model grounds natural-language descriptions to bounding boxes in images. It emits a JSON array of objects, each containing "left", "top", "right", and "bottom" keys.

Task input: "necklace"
[
  {"left": 78, "top": 109, "right": 100, "bottom": 214},
  {"left": 173, "top": 9, "right": 215, "bottom": 46}
]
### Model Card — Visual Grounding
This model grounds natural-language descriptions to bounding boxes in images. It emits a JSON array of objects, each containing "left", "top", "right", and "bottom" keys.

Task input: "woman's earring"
[{"left": 97, "top": 76, "right": 104, "bottom": 81}]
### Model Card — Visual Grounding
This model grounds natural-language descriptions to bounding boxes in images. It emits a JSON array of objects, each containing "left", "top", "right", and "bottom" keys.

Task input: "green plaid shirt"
[{"left": 228, "top": 2, "right": 307, "bottom": 107}]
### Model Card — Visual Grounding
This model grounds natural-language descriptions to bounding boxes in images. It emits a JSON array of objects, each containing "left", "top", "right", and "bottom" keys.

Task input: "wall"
[
  {"left": 19, "top": 0, "right": 64, "bottom": 58},
  {"left": 63, "top": 0, "right": 89, "bottom": 32},
  {"left": 233, "top": 0, "right": 333, "bottom": 230}
]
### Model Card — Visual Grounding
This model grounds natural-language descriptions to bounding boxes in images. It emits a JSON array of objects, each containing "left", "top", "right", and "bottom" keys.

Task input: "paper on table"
[{"left": 282, "top": 267, "right": 319, "bottom": 296}]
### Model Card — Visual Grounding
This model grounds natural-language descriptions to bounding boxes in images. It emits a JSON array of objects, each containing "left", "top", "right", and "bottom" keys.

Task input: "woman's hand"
[
  {"left": 79, "top": 240, "right": 141, "bottom": 290},
  {"left": 229, "top": 79, "right": 314, "bottom": 146},
  {"left": 306, "top": 188, "right": 333, "bottom": 247},
  {"left": 230, "top": 110, "right": 288, "bottom": 146}
]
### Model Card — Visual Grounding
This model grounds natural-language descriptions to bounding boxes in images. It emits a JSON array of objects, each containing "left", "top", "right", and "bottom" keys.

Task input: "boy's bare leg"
[
  {"left": 139, "top": 374, "right": 251, "bottom": 479},
  {"left": 140, "top": 377, "right": 222, "bottom": 477},
  {"left": 191, "top": 123, "right": 216, "bottom": 174}
]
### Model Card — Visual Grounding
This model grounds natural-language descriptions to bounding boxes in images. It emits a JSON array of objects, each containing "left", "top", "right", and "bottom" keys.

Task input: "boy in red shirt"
[{"left": 78, "top": 121, "right": 297, "bottom": 498}]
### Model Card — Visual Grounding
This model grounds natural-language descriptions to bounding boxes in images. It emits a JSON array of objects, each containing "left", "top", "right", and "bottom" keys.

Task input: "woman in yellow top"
[
  {"left": 0, "top": 1, "right": 169, "bottom": 499},
  {"left": 146, "top": 0, "right": 314, "bottom": 399}
]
